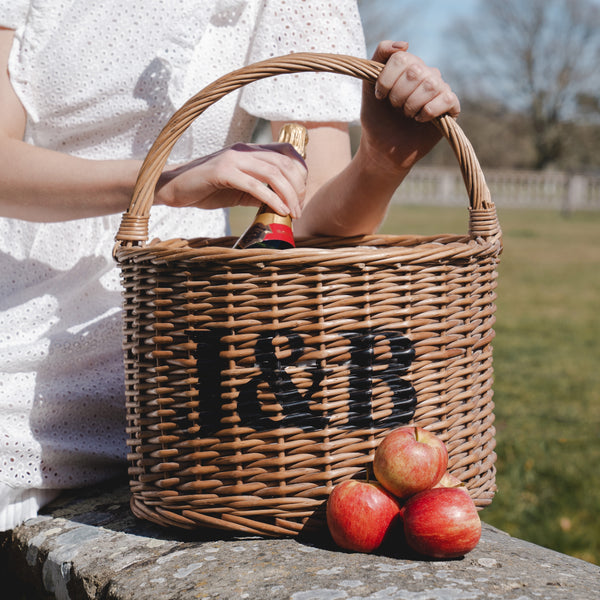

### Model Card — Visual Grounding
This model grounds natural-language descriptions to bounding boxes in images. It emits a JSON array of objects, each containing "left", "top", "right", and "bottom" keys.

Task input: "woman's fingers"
[
  {"left": 228, "top": 144, "right": 307, "bottom": 217},
  {"left": 374, "top": 47, "right": 418, "bottom": 101},
  {"left": 223, "top": 164, "right": 301, "bottom": 216},
  {"left": 372, "top": 40, "right": 460, "bottom": 121},
  {"left": 413, "top": 88, "right": 460, "bottom": 122}
]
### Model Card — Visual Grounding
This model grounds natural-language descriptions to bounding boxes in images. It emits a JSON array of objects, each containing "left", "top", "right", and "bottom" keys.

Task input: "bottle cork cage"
[{"left": 114, "top": 54, "right": 502, "bottom": 537}]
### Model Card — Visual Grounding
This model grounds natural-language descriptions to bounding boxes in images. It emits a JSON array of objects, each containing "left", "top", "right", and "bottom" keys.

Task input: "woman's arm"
[
  {"left": 0, "top": 28, "right": 141, "bottom": 221},
  {"left": 294, "top": 41, "right": 460, "bottom": 237},
  {"left": 0, "top": 28, "right": 307, "bottom": 222},
  {"left": 291, "top": 123, "right": 400, "bottom": 237},
  {"left": 270, "top": 120, "right": 395, "bottom": 236}
]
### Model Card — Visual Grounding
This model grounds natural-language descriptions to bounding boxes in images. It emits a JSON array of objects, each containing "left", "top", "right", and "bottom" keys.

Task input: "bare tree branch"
[{"left": 443, "top": 0, "right": 600, "bottom": 168}]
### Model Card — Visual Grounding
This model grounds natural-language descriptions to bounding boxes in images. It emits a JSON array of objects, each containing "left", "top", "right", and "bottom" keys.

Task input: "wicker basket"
[{"left": 114, "top": 53, "right": 502, "bottom": 537}]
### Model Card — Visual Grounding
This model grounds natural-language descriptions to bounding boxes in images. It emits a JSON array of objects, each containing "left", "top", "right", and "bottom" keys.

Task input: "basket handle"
[{"left": 115, "top": 52, "right": 497, "bottom": 245}]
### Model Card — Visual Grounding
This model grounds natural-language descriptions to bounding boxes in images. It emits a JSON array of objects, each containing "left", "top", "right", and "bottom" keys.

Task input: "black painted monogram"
[{"left": 187, "top": 328, "right": 417, "bottom": 434}]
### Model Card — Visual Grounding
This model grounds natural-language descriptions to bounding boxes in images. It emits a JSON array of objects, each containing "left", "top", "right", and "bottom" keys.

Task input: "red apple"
[
  {"left": 326, "top": 480, "right": 402, "bottom": 553},
  {"left": 433, "top": 472, "right": 464, "bottom": 489},
  {"left": 373, "top": 426, "right": 448, "bottom": 498},
  {"left": 402, "top": 487, "right": 481, "bottom": 559}
]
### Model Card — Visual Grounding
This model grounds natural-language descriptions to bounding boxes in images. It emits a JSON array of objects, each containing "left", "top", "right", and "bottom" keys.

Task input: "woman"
[{"left": 0, "top": 0, "right": 459, "bottom": 530}]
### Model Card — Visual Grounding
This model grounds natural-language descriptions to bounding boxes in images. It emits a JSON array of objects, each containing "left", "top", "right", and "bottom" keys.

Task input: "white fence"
[{"left": 393, "top": 166, "right": 600, "bottom": 211}]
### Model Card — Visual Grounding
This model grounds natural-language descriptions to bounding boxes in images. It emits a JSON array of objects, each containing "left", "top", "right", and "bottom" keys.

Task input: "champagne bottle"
[{"left": 233, "top": 123, "right": 308, "bottom": 249}]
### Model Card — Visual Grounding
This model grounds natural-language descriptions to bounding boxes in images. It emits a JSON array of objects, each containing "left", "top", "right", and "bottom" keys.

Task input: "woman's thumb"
[{"left": 371, "top": 40, "right": 409, "bottom": 62}]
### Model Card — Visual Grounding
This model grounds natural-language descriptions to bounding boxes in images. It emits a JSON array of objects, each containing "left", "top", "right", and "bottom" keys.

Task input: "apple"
[
  {"left": 402, "top": 487, "right": 481, "bottom": 559},
  {"left": 373, "top": 426, "right": 448, "bottom": 498},
  {"left": 326, "top": 480, "right": 402, "bottom": 553},
  {"left": 433, "top": 472, "right": 464, "bottom": 489}
]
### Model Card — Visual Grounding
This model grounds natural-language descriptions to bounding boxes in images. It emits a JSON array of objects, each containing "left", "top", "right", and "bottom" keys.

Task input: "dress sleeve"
[
  {"left": 239, "top": 0, "right": 367, "bottom": 123},
  {"left": 0, "top": 0, "right": 29, "bottom": 30}
]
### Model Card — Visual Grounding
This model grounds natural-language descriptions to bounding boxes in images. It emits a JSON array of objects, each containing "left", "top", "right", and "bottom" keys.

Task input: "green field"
[{"left": 230, "top": 204, "right": 600, "bottom": 565}]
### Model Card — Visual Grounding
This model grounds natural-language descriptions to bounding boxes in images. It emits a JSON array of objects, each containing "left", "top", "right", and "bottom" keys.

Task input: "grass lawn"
[{"left": 229, "top": 204, "right": 600, "bottom": 565}]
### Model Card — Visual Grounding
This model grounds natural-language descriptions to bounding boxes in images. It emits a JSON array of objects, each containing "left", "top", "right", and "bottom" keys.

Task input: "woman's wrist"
[
  {"left": 113, "top": 159, "right": 143, "bottom": 209},
  {"left": 153, "top": 165, "right": 178, "bottom": 207},
  {"left": 353, "top": 138, "right": 413, "bottom": 191},
  {"left": 297, "top": 145, "right": 408, "bottom": 238}
]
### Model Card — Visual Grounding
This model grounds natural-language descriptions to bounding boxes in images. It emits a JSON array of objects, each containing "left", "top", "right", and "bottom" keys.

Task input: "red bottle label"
[{"left": 264, "top": 223, "right": 295, "bottom": 247}]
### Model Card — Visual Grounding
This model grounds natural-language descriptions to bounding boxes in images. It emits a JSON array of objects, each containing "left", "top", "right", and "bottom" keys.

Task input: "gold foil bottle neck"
[{"left": 278, "top": 123, "right": 308, "bottom": 158}]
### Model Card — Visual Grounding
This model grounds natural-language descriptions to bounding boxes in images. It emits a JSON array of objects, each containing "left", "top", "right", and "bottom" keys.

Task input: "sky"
[
  {"left": 359, "top": 0, "right": 479, "bottom": 68},
  {"left": 360, "top": 0, "right": 600, "bottom": 69},
  {"left": 397, "top": 0, "right": 479, "bottom": 66}
]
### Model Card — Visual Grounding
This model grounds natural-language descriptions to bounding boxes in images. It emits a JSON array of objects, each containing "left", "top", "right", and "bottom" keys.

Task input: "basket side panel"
[{"left": 118, "top": 234, "right": 500, "bottom": 535}]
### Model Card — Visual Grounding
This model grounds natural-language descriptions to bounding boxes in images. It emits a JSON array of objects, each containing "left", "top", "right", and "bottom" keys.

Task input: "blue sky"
[
  {"left": 399, "top": 0, "right": 479, "bottom": 66},
  {"left": 359, "top": 0, "right": 479, "bottom": 67}
]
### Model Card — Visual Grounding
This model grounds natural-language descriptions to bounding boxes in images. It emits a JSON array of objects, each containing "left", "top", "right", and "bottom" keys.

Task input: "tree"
[{"left": 444, "top": 0, "right": 600, "bottom": 170}]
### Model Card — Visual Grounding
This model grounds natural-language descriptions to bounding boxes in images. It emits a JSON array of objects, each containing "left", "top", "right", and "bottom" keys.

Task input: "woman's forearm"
[
  {"left": 1, "top": 28, "right": 141, "bottom": 222},
  {"left": 0, "top": 137, "right": 141, "bottom": 221},
  {"left": 295, "top": 141, "right": 410, "bottom": 237}
]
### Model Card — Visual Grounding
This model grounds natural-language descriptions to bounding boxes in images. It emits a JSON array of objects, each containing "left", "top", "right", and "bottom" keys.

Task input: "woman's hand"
[
  {"left": 359, "top": 40, "right": 460, "bottom": 177},
  {"left": 155, "top": 142, "right": 308, "bottom": 218}
]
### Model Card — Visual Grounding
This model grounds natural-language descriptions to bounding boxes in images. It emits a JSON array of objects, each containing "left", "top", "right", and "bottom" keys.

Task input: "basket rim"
[{"left": 114, "top": 230, "right": 502, "bottom": 267}]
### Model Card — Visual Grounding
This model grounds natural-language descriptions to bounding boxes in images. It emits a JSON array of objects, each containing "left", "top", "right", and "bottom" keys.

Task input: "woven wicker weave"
[{"left": 114, "top": 53, "right": 502, "bottom": 537}]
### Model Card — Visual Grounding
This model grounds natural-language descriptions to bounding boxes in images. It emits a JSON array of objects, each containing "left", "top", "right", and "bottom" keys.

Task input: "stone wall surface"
[{"left": 1, "top": 479, "right": 598, "bottom": 600}]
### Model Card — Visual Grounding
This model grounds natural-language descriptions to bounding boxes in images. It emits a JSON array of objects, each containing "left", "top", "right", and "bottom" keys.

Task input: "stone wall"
[{"left": 1, "top": 478, "right": 598, "bottom": 600}]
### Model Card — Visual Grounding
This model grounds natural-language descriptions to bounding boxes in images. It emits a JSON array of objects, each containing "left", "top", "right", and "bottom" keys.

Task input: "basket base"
[
  {"left": 130, "top": 495, "right": 328, "bottom": 538},
  {"left": 129, "top": 471, "right": 496, "bottom": 538}
]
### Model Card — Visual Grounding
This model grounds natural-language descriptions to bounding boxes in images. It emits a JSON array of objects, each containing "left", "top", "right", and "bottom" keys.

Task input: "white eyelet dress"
[{"left": 0, "top": 0, "right": 366, "bottom": 530}]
